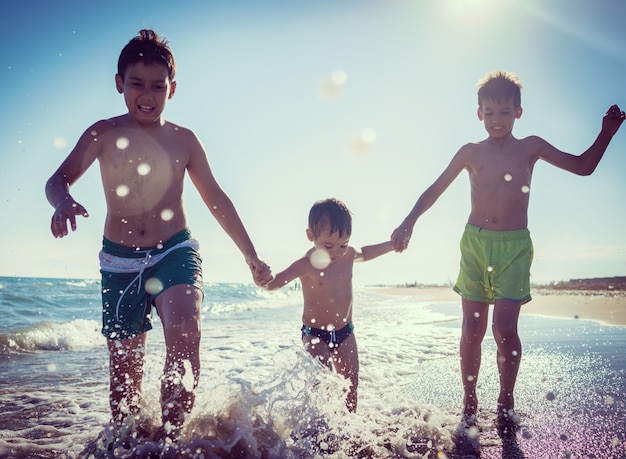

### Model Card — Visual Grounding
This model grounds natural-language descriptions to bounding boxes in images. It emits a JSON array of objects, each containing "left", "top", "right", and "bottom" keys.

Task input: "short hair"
[
  {"left": 477, "top": 70, "right": 522, "bottom": 109},
  {"left": 117, "top": 29, "right": 176, "bottom": 81},
  {"left": 308, "top": 198, "right": 352, "bottom": 238}
]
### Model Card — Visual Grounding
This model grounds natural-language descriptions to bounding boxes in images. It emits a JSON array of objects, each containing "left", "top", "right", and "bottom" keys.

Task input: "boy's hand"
[
  {"left": 249, "top": 258, "right": 272, "bottom": 287},
  {"left": 602, "top": 104, "right": 626, "bottom": 137},
  {"left": 391, "top": 224, "right": 412, "bottom": 252},
  {"left": 50, "top": 198, "right": 89, "bottom": 238}
]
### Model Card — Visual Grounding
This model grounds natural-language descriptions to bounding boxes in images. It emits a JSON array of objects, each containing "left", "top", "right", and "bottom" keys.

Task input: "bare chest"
[{"left": 469, "top": 150, "right": 533, "bottom": 193}]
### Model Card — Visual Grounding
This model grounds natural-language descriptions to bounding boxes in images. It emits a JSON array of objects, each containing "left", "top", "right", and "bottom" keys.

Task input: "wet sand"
[
  {"left": 380, "top": 286, "right": 626, "bottom": 326},
  {"left": 378, "top": 285, "right": 626, "bottom": 458}
]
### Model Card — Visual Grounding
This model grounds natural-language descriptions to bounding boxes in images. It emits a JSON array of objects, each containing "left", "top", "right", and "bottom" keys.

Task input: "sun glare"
[
  {"left": 53, "top": 137, "right": 67, "bottom": 149},
  {"left": 445, "top": 0, "right": 488, "bottom": 14},
  {"left": 319, "top": 69, "right": 348, "bottom": 101}
]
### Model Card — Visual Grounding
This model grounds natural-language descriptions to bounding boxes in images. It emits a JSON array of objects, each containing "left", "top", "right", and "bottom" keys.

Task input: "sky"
[{"left": 1, "top": 0, "right": 625, "bottom": 286}]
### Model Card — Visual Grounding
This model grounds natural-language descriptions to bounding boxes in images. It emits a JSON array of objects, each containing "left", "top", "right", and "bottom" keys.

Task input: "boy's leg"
[
  {"left": 331, "top": 334, "right": 359, "bottom": 413},
  {"left": 107, "top": 333, "right": 146, "bottom": 427},
  {"left": 491, "top": 299, "right": 522, "bottom": 417},
  {"left": 155, "top": 284, "right": 203, "bottom": 435},
  {"left": 302, "top": 334, "right": 333, "bottom": 369},
  {"left": 302, "top": 335, "right": 359, "bottom": 409},
  {"left": 460, "top": 299, "right": 489, "bottom": 417}
]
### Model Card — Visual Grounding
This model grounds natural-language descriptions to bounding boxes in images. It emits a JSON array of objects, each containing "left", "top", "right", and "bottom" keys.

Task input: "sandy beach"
[
  {"left": 380, "top": 285, "right": 626, "bottom": 326},
  {"left": 377, "top": 284, "right": 626, "bottom": 458},
  {"left": 2, "top": 278, "right": 624, "bottom": 458}
]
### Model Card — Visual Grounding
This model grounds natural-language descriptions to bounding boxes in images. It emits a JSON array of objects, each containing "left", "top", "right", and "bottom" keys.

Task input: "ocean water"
[{"left": 0, "top": 277, "right": 624, "bottom": 459}]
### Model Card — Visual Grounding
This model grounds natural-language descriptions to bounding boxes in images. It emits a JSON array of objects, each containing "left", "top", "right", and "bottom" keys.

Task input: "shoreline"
[{"left": 374, "top": 285, "right": 626, "bottom": 326}]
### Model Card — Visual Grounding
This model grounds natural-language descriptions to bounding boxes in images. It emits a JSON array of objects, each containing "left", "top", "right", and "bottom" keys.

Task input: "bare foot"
[
  {"left": 497, "top": 391, "right": 514, "bottom": 413},
  {"left": 463, "top": 392, "right": 478, "bottom": 417}
]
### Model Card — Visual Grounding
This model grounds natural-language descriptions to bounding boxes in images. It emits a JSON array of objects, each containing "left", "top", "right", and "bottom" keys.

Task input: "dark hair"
[
  {"left": 308, "top": 198, "right": 352, "bottom": 238},
  {"left": 117, "top": 29, "right": 175, "bottom": 81},
  {"left": 477, "top": 70, "right": 522, "bottom": 109}
]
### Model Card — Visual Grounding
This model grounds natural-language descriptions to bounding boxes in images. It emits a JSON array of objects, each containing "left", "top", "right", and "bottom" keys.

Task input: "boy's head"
[
  {"left": 117, "top": 29, "right": 176, "bottom": 82},
  {"left": 308, "top": 198, "right": 352, "bottom": 239},
  {"left": 476, "top": 70, "right": 522, "bottom": 110},
  {"left": 307, "top": 198, "right": 352, "bottom": 265}
]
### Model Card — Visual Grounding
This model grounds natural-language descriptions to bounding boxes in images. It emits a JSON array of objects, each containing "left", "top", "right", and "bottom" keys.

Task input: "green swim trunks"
[
  {"left": 99, "top": 228, "right": 203, "bottom": 340},
  {"left": 453, "top": 224, "right": 533, "bottom": 304}
]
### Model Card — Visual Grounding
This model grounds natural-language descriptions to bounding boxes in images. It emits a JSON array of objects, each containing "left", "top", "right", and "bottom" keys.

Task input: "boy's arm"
[
  {"left": 355, "top": 241, "right": 393, "bottom": 262},
  {"left": 45, "top": 122, "right": 105, "bottom": 238},
  {"left": 537, "top": 104, "right": 625, "bottom": 176},
  {"left": 186, "top": 132, "right": 271, "bottom": 286},
  {"left": 391, "top": 146, "right": 468, "bottom": 252},
  {"left": 265, "top": 257, "right": 309, "bottom": 290}
]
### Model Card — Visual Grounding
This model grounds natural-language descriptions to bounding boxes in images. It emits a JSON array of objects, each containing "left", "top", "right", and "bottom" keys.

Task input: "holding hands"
[
  {"left": 249, "top": 257, "right": 273, "bottom": 287},
  {"left": 391, "top": 223, "right": 412, "bottom": 253}
]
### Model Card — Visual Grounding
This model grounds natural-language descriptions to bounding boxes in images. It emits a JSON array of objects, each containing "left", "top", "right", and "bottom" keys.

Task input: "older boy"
[
  {"left": 265, "top": 198, "right": 392, "bottom": 412},
  {"left": 391, "top": 71, "right": 624, "bottom": 425},
  {"left": 45, "top": 29, "right": 271, "bottom": 438}
]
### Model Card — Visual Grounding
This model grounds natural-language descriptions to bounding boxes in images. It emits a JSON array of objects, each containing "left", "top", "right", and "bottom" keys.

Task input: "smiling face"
[
  {"left": 477, "top": 97, "right": 522, "bottom": 141},
  {"left": 115, "top": 62, "right": 176, "bottom": 125},
  {"left": 307, "top": 227, "right": 350, "bottom": 262}
]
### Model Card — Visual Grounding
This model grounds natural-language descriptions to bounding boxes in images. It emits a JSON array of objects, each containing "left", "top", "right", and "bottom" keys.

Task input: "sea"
[{"left": 0, "top": 276, "right": 625, "bottom": 459}]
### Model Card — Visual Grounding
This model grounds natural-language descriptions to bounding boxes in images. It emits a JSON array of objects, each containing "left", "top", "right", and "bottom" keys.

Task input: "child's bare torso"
[
  {"left": 463, "top": 137, "right": 537, "bottom": 231},
  {"left": 300, "top": 248, "right": 355, "bottom": 330},
  {"left": 95, "top": 116, "right": 191, "bottom": 247}
]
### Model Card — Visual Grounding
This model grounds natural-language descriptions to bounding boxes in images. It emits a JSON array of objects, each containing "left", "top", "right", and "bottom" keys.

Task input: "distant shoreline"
[
  {"left": 375, "top": 275, "right": 626, "bottom": 292},
  {"left": 372, "top": 280, "right": 626, "bottom": 326}
]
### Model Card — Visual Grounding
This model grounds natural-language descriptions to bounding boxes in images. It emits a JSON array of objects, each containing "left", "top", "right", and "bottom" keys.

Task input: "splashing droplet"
[
  {"left": 116, "top": 137, "right": 130, "bottom": 150},
  {"left": 504, "top": 173, "right": 512, "bottom": 182},
  {"left": 116, "top": 184, "right": 130, "bottom": 197},
  {"left": 145, "top": 277, "right": 164, "bottom": 295},
  {"left": 310, "top": 249, "right": 331, "bottom": 269},
  {"left": 161, "top": 208, "right": 174, "bottom": 221},
  {"left": 137, "top": 163, "right": 151, "bottom": 176},
  {"left": 521, "top": 185, "right": 530, "bottom": 194}
]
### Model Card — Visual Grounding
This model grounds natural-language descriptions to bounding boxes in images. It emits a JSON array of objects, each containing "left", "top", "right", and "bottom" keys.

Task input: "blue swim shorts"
[
  {"left": 99, "top": 228, "right": 203, "bottom": 340},
  {"left": 453, "top": 224, "right": 533, "bottom": 304},
  {"left": 301, "top": 322, "right": 355, "bottom": 350}
]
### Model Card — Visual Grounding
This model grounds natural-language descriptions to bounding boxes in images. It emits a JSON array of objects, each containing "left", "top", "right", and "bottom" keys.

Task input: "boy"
[
  {"left": 45, "top": 29, "right": 271, "bottom": 438},
  {"left": 264, "top": 198, "right": 392, "bottom": 412},
  {"left": 391, "top": 71, "right": 624, "bottom": 425}
]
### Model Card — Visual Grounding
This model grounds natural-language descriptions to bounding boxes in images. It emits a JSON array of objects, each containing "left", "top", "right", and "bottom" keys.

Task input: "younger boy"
[
  {"left": 391, "top": 71, "right": 624, "bottom": 425},
  {"left": 45, "top": 30, "right": 271, "bottom": 438},
  {"left": 264, "top": 198, "right": 392, "bottom": 412}
]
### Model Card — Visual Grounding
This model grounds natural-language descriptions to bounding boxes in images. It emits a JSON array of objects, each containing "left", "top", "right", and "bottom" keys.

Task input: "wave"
[
  {"left": 203, "top": 283, "right": 300, "bottom": 315},
  {"left": 79, "top": 346, "right": 452, "bottom": 459},
  {"left": 0, "top": 319, "right": 103, "bottom": 354}
]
